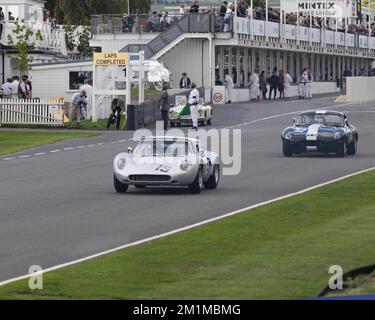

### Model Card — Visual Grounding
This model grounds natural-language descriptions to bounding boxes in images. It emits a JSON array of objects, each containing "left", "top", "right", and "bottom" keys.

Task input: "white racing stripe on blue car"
[{"left": 306, "top": 124, "right": 321, "bottom": 141}]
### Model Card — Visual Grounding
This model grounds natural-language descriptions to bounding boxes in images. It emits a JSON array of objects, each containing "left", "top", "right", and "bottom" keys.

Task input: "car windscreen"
[
  {"left": 135, "top": 140, "right": 191, "bottom": 157},
  {"left": 296, "top": 114, "right": 344, "bottom": 127}
]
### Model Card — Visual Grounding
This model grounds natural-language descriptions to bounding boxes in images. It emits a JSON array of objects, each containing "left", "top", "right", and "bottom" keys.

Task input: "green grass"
[
  {"left": 1, "top": 170, "right": 375, "bottom": 300},
  {"left": 0, "top": 131, "right": 98, "bottom": 155}
]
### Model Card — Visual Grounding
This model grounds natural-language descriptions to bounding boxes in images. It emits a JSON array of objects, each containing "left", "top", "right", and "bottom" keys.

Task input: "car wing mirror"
[
  {"left": 292, "top": 117, "right": 296, "bottom": 126},
  {"left": 128, "top": 147, "right": 133, "bottom": 154}
]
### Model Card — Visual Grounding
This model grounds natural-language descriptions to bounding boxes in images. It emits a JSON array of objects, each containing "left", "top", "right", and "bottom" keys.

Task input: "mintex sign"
[{"left": 285, "top": 0, "right": 357, "bottom": 18}]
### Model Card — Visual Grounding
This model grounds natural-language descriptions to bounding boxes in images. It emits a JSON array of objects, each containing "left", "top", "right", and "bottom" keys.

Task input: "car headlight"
[
  {"left": 180, "top": 160, "right": 192, "bottom": 171},
  {"left": 117, "top": 158, "right": 127, "bottom": 170},
  {"left": 285, "top": 132, "right": 294, "bottom": 140},
  {"left": 334, "top": 132, "right": 342, "bottom": 140}
]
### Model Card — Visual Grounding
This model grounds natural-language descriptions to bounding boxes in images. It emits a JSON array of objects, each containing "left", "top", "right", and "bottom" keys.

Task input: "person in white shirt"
[
  {"left": 10, "top": 76, "right": 20, "bottom": 99},
  {"left": 284, "top": 71, "right": 293, "bottom": 100},
  {"left": 79, "top": 79, "right": 93, "bottom": 119},
  {"left": 188, "top": 82, "right": 200, "bottom": 130},
  {"left": 1, "top": 78, "right": 13, "bottom": 98},
  {"left": 249, "top": 70, "right": 259, "bottom": 102},
  {"left": 303, "top": 69, "right": 313, "bottom": 100},
  {"left": 299, "top": 69, "right": 306, "bottom": 100},
  {"left": 223, "top": 3, "right": 233, "bottom": 32},
  {"left": 224, "top": 70, "right": 234, "bottom": 104}
]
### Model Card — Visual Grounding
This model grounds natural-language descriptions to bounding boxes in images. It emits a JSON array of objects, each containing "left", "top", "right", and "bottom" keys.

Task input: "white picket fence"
[{"left": 0, "top": 99, "right": 65, "bottom": 127}]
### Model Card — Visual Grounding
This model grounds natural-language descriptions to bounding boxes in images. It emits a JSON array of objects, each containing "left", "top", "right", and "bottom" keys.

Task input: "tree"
[
  {"left": 45, "top": 0, "right": 151, "bottom": 25},
  {"left": 7, "top": 21, "right": 43, "bottom": 74}
]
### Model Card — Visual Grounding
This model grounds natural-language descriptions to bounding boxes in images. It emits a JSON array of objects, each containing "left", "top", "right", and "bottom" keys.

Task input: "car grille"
[{"left": 129, "top": 175, "right": 171, "bottom": 182}]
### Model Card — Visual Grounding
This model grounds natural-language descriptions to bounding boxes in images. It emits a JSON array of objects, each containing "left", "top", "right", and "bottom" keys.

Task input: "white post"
[
  {"left": 139, "top": 51, "right": 145, "bottom": 105},
  {"left": 368, "top": 0, "right": 371, "bottom": 55},
  {"left": 265, "top": 0, "right": 268, "bottom": 41},
  {"left": 128, "top": 0, "right": 130, "bottom": 15},
  {"left": 250, "top": 0, "right": 254, "bottom": 39},
  {"left": 92, "top": 64, "right": 97, "bottom": 122},
  {"left": 126, "top": 56, "right": 132, "bottom": 108}
]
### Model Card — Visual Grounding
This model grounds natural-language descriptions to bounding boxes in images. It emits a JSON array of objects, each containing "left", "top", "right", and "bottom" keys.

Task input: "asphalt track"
[{"left": 1, "top": 95, "right": 375, "bottom": 282}]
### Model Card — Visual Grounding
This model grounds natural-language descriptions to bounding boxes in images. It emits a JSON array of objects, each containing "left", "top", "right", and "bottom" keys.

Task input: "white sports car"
[
  {"left": 113, "top": 136, "right": 220, "bottom": 194},
  {"left": 168, "top": 103, "right": 213, "bottom": 127}
]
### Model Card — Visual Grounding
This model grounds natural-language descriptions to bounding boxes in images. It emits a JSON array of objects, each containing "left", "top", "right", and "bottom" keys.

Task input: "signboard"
[
  {"left": 234, "top": 17, "right": 250, "bottom": 34},
  {"left": 285, "top": 0, "right": 357, "bottom": 18},
  {"left": 212, "top": 86, "right": 226, "bottom": 105},
  {"left": 310, "top": 28, "right": 321, "bottom": 42},
  {"left": 93, "top": 52, "right": 129, "bottom": 66},
  {"left": 346, "top": 33, "right": 355, "bottom": 47},
  {"left": 298, "top": 26, "right": 309, "bottom": 41},
  {"left": 285, "top": 24, "right": 296, "bottom": 40},
  {"left": 359, "top": 35, "right": 369, "bottom": 48},
  {"left": 335, "top": 32, "right": 345, "bottom": 45},
  {"left": 252, "top": 20, "right": 265, "bottom": 36},
  {"left": 48, "top": 105, "right": 59, "bottom": 113},
  {"left": 325, "top": 30, "right": 335, "bottom": 44},
  {"left": 267, "top": 22, "right": 279, "bottom": 38}
]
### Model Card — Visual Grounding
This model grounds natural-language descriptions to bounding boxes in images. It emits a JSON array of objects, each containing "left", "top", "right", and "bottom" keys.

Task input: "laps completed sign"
[{"left": 94, "top": 53, "right": 129, "bottom": 66}]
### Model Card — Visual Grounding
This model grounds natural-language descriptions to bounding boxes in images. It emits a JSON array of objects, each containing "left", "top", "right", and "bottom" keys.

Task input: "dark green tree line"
[{"left": 45, "top": 0, "right": 151, "bottom": 25}]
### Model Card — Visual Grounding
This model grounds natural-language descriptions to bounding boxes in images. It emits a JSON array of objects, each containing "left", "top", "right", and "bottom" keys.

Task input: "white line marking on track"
[
  {"left": 50, "top": 150, "right": 61, "bottom": 153},
  {"left": 34, "top": 152, "right": 47, "bottom": 156},
  {"left": 1, "top": 166, "right": 374, "bottom": 287},
  {"left": 18, "top": 155, "right": 31, "bottom": 158},
  {"left": 2, "top": 157, "right": 16, "bottom": 161}
]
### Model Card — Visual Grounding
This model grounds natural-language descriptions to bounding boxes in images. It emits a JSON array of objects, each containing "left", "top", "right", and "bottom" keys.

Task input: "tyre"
[
  {"left": 347, "top": 137, "right": 357, "bottom": 156},
  {"left": 282, "top": 143, "right": 293, "bottom": 157},
  {"left": 204, "top": 164, "right": 220, "bottom": 189},
  {"left": 188, "top": 167, "right": 204, "bottom": 194},
  {"left": 336, "top": 141, "right": 347, "bottom": 157},
  {"left": 114, "top": 175, "right": 129, "bottom": 193}
]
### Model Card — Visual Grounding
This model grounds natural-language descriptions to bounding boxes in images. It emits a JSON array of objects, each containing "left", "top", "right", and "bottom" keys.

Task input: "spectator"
[
  {"left": 79, "top": 79, "right": 93, "bottom": 119},
  {"left": 188, "top": 83, "right": 200, "bottom": 130},
  {"left": 107, "top": 98, "right": 125, "bottom": 130},
  {"left": 180, "top": 4, "right": 186, "bottom": 15},
  {"left": 224, "top": 2, "right": 234, "bottom": 32},
  {"left": 219, "top": 1, "right": 228, "bottom": 32},
  {"left": 303, "top": 69, "right": 313, "bottom": 100},
  {"left": 190, "top": 0, "right": 200, "bottom": 13},
  {"left": 224, "top": 69, "right": 234, "bottom": 104},
  {"left": 1, "top": 78, "right": 12, "bottom": 98},
  {"left": 69, "top": 90, "right": 87, "bottom": 128},
  {"left": 0, "top": 7, "right": 4, "bottom": 40},
  {"left": 284, "top": 70, "right": 293, "bottom": 100},
  {"left": 179, "top": 72, "right": 191, "bottom": 89},
  {"left": 298, "top": 69, "right": 306, "bottom": 100},
  {"left": 147, "top": 12, "right": 158, "bottom": 32},
  {"left": 11, "top": 76, "right": 20, "bottom": 99},
  {"left": 249, "top": 70, "right": 259, "bottom": 102},
  {"left": 122, "top": 15, "right": 134, "bottom": 33},
  {"left": 159, "top": 86, "right": 170, "bottom": 131},
  {"left": 18, "top": 75, "right": 32, "bottom": 100},
  {"left": 268, "top": 71, "right": 278, "bottom": 100},
  {"left": 278, "top": 70, "right": 285, "bottom": 99},
  {"left": 259, "top": 71, "right": 268, "bottom": 100}
]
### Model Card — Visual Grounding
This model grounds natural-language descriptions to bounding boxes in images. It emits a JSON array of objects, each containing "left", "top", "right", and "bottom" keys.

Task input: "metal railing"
[
  {"left": 91, "top": 13, "right": 225, "bottom": 35},
  {"left": 120, "top": 14, "right": 223, "bottom": 60}
]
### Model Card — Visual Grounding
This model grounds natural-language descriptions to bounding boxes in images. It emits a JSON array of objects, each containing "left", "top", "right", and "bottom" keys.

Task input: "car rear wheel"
[
  {"left": 282, "top": 143, "right": 293, "bottom": 157},
  {"left": 347, "top": 138, "right": 357, "bottom": 156},
  {"left": 188, "top": 167, "right": 204, "bottom": 194},
  {"left": 114, "top": 175, "right": 129, "bottom": 193},
  {"left": 336, "top": 141, "right": 347, "bottom": 157},
  {"left": 204, "top": 164, "right": 220, "bottom": 189}
]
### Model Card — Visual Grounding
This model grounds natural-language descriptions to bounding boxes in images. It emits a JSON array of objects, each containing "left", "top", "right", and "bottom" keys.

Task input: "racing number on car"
[{"left": 155, "top": 165, "right": 171, "bottom": 173}]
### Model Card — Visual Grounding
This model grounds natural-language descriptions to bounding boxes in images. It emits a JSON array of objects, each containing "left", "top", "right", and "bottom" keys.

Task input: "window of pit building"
[
  {"left": 7, "top": 6, "right": 20, "bottom": 21},
  {"left": 69, "top": 71, "right": 93, "bottom": 90}
]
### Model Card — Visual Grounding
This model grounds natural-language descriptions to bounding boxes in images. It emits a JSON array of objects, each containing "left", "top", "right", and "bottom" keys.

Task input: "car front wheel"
[
  {"left": 282, "top": 142, "right": 293, "bottom": 157},
  {"left": 188, "top": 167, "right": 204, "bottom": 194},
  {"left": 347, "top": 137, "right": 357, "bottom": 156},
  {"left": 336, "top": 141, "right": 347, "bottom": 157},
  {"left": 204, "top": 164, "right": 220, "bottom": 189},
  {"left": 114, "top": 175, "right": 129, "bottom": 193}
]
